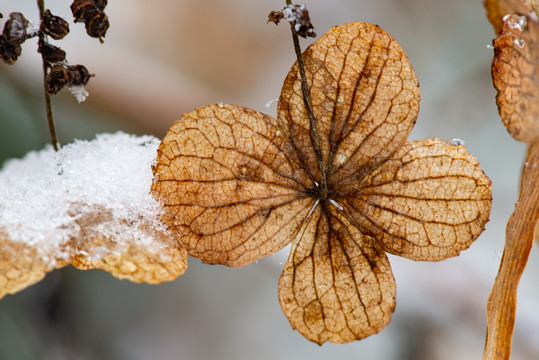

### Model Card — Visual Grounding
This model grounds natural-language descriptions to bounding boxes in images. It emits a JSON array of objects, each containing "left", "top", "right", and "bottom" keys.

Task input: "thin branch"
[
  {"left": 289, "top": 24, "right": 327, "bottom": 201},
  {"left": 37, "top": 0, "right": 59, "bottom": 151}
]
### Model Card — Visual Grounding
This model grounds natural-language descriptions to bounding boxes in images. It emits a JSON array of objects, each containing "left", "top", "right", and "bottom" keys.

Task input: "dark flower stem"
[
  {"left": 287, "top": 5, "right": 327, "bottom": 201},
  {"left": 37, "top": 0, "right": 59, "bottom": 151}
]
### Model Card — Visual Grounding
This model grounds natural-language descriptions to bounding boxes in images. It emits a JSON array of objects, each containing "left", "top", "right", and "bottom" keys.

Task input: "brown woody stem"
[
  {"left": 483, "top": 140, "right": 539, "bottom": 360},
  {"left": 37, "top": 0, "right": 59, "bottom": 151},
  {"left": 289, "top": 24, "right": 327, "bottom": 200}
]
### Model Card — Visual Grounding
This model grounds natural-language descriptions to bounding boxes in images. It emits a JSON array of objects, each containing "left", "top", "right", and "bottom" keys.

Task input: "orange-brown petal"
[
  {"left": 278, "top": 205, "right": 395, "bottom": 344},
  {"left": 343, "top": 138, "right": 492, "bottom": 261},
  {"left": 152, "top": 104, "right": 312, "bottom": 267},
  {"left": 277, "top": 21, "right": 420, "bottom": 184}
]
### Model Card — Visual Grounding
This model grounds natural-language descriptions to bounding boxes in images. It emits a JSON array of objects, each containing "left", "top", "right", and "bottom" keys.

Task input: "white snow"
[
  {"left": 505, "top": 14, "right": 527, "bottom": 31},
  {"left": 68, "top": 84, "right": 89, "bottom": 103},
  {"left": 0, "top": 132, "right": 165, "bottom": 266}
]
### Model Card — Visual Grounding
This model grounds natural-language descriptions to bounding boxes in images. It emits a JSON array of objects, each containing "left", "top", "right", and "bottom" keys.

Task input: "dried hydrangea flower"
[{"left": 152, "top": 22, "right": 492, "bottom": 344}]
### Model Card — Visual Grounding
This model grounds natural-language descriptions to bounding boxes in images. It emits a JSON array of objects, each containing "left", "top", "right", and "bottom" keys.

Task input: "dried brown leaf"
[
  {"left": 0, "top": 230, "right": 67, "bottom": 298},
  {"left": 0, "top": 203, "right": 187, "bottom": 298},
  {"left": 152, "top": 22, "right": 492, "bottom": 343},
  {"left": 491, "top": 13, "right": 539, "bottom": 143},
  {"left": 67, "top": 203, "right": 187, "bottom": 283},
  {"left": 485, "top": 2, "right": 539, "bottom": 358}
]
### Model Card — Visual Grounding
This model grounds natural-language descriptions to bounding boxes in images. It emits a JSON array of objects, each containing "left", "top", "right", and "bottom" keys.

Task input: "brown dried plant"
[
  {"left": 484, "top": 0, "right": 539, "bottom": 359},
  {"left": 0, "top": 202, "right": 187, "bottom": 299},
  {"left": 151, "top": 21, "right": 493, "bottom": 344},
  {"left": 1, "top": 0, "right": 110, "bottom": 151}
]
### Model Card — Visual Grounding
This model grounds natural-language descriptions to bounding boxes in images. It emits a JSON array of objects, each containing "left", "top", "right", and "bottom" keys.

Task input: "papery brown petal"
[
  {"left": 484, "top": 0, "right": 531, "bottom": 34},
  {"left": 151, "top": 104, "right": 313, "bottom": 267},
  {"left": 0, "top": 229, "right": 67, "bottom": 299},
  {"left": 67, "top": 203, "right": 187, "bottom": 283},
  {"left": 277, "top": 22, "right": 420, "bottom": 184},
  {"left": 492, "top": 14, "right": 539, "bottom": 143},
  {"left": 278, "top": 206, "right": 395, "bottom": 344},
  {"left": 343, "top": 138, "right": 492, "bottom": 261}
]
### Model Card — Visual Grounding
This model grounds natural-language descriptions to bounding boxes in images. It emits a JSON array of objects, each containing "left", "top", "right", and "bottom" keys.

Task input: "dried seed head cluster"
[
  {"left": 0, "top": 1, "right": 111, "bottom": 105},
  {"left": 268, "top": 3, "right": 316, "bottom": 38},
  {"left": 45, "top": 64, "right": 93, "bottom": 95}
]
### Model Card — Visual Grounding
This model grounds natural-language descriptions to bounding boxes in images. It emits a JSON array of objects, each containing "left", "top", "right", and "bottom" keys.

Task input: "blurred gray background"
[{"left": 0, "top": 1, "right": 538, "bottom": 359}]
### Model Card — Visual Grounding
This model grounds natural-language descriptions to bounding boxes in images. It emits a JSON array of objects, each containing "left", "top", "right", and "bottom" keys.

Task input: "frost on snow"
[{"left": 0, "top": 133, "right": 187, "bottom": 299}]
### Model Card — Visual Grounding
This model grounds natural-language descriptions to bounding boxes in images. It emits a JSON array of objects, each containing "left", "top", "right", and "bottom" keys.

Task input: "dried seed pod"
[
  {"left": 71, "top": 0, "right": 95, "bottom": 22},
  {"left": 41, "top": 9, "right": 69, "bottom": 40},
  {"left": 70, "top": 0, "right": 109, "bottom": 42},
  {"left": 46, "top": 64, "right": 70, "bottom": 95},
  {"left": 39, "top": 42, "right": 66, "bottom": 63},
  {"left": 67, "top": 64, "right": 93, "bottom": 86},
  {"left": 94, "top": 0, "right": 108, "bottom": 11},
  {"left": 3, "top": 12, "right": 29, "bottom": 45},
  {"left": 0, "top": 34, "right": 21, "bottom": 64},
  {"left": 86, "top": 11, "right": 109, "bottom": 42},
  {"left": 282, "top": 4, "right": 316, "bottom": 38},
  {"left": 267, "top": 10, "right": 284, "bottom": 25}
]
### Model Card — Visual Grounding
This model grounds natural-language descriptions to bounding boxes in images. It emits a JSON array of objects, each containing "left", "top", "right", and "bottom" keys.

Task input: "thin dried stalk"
[
  {"left": 37, "top": 0, "right": 59, "bottom": 151},
  {"left": 484, "top": 141, "right": 539, "bottom": 359}
]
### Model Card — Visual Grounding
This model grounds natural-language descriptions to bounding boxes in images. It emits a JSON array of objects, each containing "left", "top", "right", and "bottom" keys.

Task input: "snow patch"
[{"left": 0, "top": 132, "right": 164, "bottom": 266}]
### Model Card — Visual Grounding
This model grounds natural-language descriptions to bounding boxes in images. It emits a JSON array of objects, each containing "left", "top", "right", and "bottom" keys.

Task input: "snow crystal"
[
  {"left": 68, "top": 85, "right": 89, "bottom": 103},
  {"left": 264, "top": 98, "right": 279, "bottom": 108},
  {"left": 26, "top": 20, "right": 40, "bottom": 37},
  {"left": 282, "top": 4, "right": 307, "bottom": 23},
  {"left": 449, "top": 138, "right": 465, "bottom": 146},
  {"left": 0, "top": 132, "right": 164, "bottom": 265},
  {"left": 506, "top": 14, "right": 527, "bottom": 32},
  {"left": 514, "top": 39, "right": 525, "bottom": 48}
]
